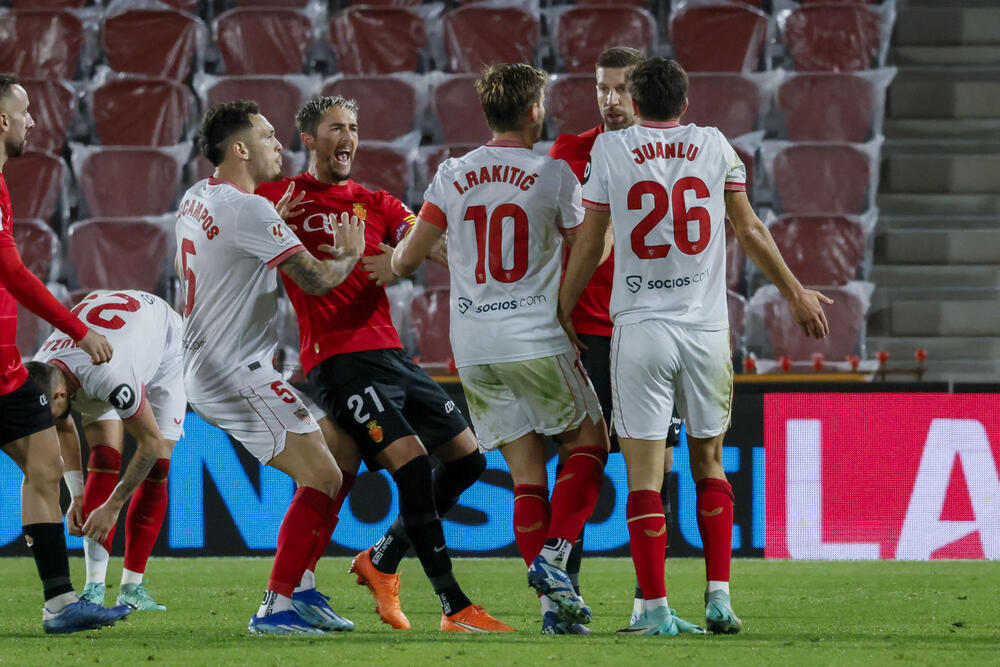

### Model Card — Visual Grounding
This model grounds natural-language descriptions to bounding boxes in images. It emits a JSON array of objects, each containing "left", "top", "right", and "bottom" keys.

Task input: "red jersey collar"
[
  {"left": 638, "top": 120, "right": 681, "bottom": 129},
  {"left": 207, "top": 176, "right": 249, "bottom": 193},
  {"left": 297, "top": 171, "right": 356, "bottom": 192},
  {"left": 486, "top": 139, "right": 533, "bottom": 149}
]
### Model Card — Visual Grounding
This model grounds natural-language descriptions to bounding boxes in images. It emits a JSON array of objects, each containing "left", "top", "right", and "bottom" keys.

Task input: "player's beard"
[
  {"left": 326, "top": 154, "right": 352, "bottom": 183},
  {"left": 5, "top": 135, "right": 26, "bottom": 158}
]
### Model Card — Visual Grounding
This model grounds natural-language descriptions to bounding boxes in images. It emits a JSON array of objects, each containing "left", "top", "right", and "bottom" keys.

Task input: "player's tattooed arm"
[{"left": 280, "top": 212, "right": 366, "bottom": 295}]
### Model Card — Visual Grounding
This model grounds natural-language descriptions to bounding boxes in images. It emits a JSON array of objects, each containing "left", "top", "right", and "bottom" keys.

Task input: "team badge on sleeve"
[
  {"left": 582, "top": 157, "right": 592, "bottom": 184},
  {"left": 109, "top": 384, "right": 137, "bottom": 410}
]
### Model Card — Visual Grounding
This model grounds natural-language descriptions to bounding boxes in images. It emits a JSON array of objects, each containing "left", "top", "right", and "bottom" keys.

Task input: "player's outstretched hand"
[
  {"left": 65, "top": 496, "right": 84, "bottom": 537},
  {"left": 557, "top": 304, "right": 587, "bottom": 351},
  {"left": 361, "top": 243, "right": 398, "bottom": 287},
  {"left": 274, "top": 182, "right": 311, "bottom": 221},
  {"left": 82, "top": 502, "right": 120, "bottom": 544},
  {"left": 78, "top": 329, "right": 113, "bottom": 365},
  {"left": 788, "top": 288, "right": 834, "bottom": 339}
]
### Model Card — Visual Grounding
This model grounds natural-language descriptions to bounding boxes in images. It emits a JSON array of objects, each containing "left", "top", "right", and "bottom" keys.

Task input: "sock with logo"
[
  {"left": 23, "top": 523, "right": 75, "bottom": 603},
  {"left": 256, "top": 590, "right": 293, "bottom": 618},
  {"left": 512, "top": 484, "right": 550, "bottom": 566},
  {"left": 267, "top": 486, "right": 332, "bottom": 597},
  {"left": 123, "top": 458, "right": 169, "bottom": 576},
  {"left": 546, "top": 446, "right": 607, "bottom": 545},
  {"left": 626, "top": 490, "right": 667, "bottom": 600},
  {"left": 83, "top": 445, "right": 122, "bottom": 553},
  {"left": 696, "top": 478, "right": 735, "bottom": 583}
]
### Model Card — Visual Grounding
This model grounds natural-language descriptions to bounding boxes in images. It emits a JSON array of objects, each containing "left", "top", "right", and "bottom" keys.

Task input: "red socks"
[
  {"left": 696, "top": 478, "right": 735, "bottom": 583},
  {"left": 512, "top": 484, "right": 550, "bottom": 566},
  {"left": 123, "top": 458, "right": 170, "bottom": 573},
  {"left": 307, "top": 471, "right": 355, "bottom": 573},
  {"left": 83, "top": 445, "right": 122, "bottom": 553},
  {"left": 627, "top": 490, "right": 667, "bottom": 600},
  {"left": 547, "top": 446, "right": 607, "bottom": 543},
  {"left": 268, "top": 486, "right": 333, "bottom": 597}
]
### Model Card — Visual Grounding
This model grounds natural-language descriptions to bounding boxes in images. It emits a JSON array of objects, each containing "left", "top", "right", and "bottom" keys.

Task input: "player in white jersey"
[
  {"left": 386, "top": 64, "right": 610, "bottom": 633},
  {"left": 177, "top": 100, "right": 365, "bottom": 635},
  {"left": 562, "top": 58, "right": 832, "bottom": 636},
  {"left": 27, "top": 290, "right": 183, "bottom": 611}
]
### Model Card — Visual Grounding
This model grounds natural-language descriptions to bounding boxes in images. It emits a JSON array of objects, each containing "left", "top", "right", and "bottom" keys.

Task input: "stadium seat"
[
  {"left": 91, "top": 77, "right": 195, "bottom": 146},
  {"left": 13, "top": 218, "right": 59, "bottom": 281},
  {"left": 410, "top": 287, "right": 453, "bottom": 367},
  {"left": 104, "top": 8, "right": 203, "bottom": 81},
  {"left": 3, "top": 151, "right": 65, "bottom": 222},
  {"left": 725, "top": 220, "right": 744, "bottom": 293},
  {"left": 238, "top": 0, "right": 312, "bottom": 6},
  {"left": 322, "top": 75, "right": 421, "bottom": 142},
  {"left": 554, "top": 5, "right": 656, "bottom": 73},
  {"left": 329, "top": 7, "right": 427, "bottom": 75},
  {"left": 215, "top": 8, "right": 313, "bottom": 75},
  {"left": 11, "top": 0, "right": 84, "bottom": 7},
  {"left": 68, "top": 218, "right": 170, "bottom": 293},
  {"left": 768, "top": 215, "right": 866, "bottom": 286},
  {"left": 734, "top": 144, "right": 756, "bottom": 198},
  {"left": 430, "top": 74, "right": 491, "bottom": 144},
  {"left": 188, "top": 150, "right": 305, "bottom": 185},
  {"left": 548, "top": 74, "right": 599, "bottom": 138},
  {"left": 351, "top": 143, "right": 414, "bottom": 202},
  {"left": 442, "top": 5, "right": 540, "bottom": 72},
  {"left": 198, "top": 75, "right": 316, "bottom": 148},
  {"left": 753, "top": 283, "right": 871, "bottom": 360},
  {"left": 727, "top": 289, "right": 747, "bottom": 355},
  {"left": 421, "top": 261, "right": 450, "bottom": 289},
  {"left": 780, "top": 4, "right": 883, "bottom": 71},
  {"left": 670, "top": 4, "right": 769, "bottom": 72},
  {"left": 73, "top": 146, "right": 186, "bottom": 218},
  {"left": 18, "top": 79, "right": 75, "bottom": 154},
  {"left": 0, "top": 10, "right": 84, "bottom": 79},
  {"left": 769, "top": 143, "right": 872, "bottom": 215},
  {"left": 418, "top": 144, "right": 477, "bottom": 197},
  {"left": 684, "top": 74, "right": 763, "bottom": 138},
  {"left": 777, "top": 73, "right": 877, "bottom": 142}
]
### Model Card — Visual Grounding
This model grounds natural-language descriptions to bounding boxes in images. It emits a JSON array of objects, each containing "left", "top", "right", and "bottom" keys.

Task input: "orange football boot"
[
  {"left": 349, "top": 548, "right": 411, "bottom": 630},
  {"left": 440, "top": 605, "right": 515, "bottom": 633}
]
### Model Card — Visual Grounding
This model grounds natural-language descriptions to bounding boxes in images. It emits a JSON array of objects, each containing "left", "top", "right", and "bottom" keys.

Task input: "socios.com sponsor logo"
[
  {"left": 456, "top": 294, "right": 548, "bottom": 315},
  {"left": 624, "top": 271, "right": 711, "bottom": 293}
]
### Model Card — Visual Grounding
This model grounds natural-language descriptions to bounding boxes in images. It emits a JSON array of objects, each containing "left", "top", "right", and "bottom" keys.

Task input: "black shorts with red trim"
[{"left": 0, "top": 376, "right": 55, "bottom": 448}]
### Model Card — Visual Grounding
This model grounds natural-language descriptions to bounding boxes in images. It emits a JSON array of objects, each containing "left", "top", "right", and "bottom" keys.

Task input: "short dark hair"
[
  {"left": 24, "top": 361, "right": 57, "bottom": 394},
  {"left": 627, "top": 57, "right": 688, "bottom": 121},
  {"left": 0, "top": 72, "right": 20, "bottom": 103},
  {"left": 295, "top": 95, "right": 359, "bottom": 137},
  {"left": 198, "top": 100, "right": 260, "bottom": 166},
  {"left": 475, "top": 63, "right": 548, "bottom": 133},
  {"left": 596, "top": 47, "right": 644, "bottom": 70}
]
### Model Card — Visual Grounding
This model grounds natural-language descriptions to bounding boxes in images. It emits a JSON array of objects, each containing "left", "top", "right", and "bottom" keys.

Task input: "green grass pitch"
[{"left": 0, "top": 557, "right": 997, "bottom": 665}]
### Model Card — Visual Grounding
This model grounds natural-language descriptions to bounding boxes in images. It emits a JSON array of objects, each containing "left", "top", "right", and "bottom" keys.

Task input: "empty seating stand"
[
  {"left": 670, "top": 3, "right": 769, "bottom": 72},
  {"left": 0, "top": 9, "right": 84, "bottom": 79},
  {"left": 554, "top": 5, "right": 655, "bottom": 73},
  {"left": 442, "top": 5, "right": 539, "bottom": 73},
  {"left": 68, "top": 218, "right": 171, "bottom": 294},
  {"left": 329, "top": 7, "right": 427, "bottom": 75},
  {"left": 215, "top": 7, "right": 313, "bottom": 75},
  {"left": 104, "top": 7, "right": 204, "bottom": 80}
]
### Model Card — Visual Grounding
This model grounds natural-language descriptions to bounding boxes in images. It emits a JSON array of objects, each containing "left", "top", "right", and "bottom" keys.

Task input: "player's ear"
[
  {"left": 300, "top": 132, "right": 314, "bottom": 151},
  {"left": 681, "top": 98, "right": 689, "bottom": 119},
  {"left": 232, "top": 138, "right": 250, "bottom": 162},
  {"left": 632, "top": 99, "right": 639, "bottom": 117}
]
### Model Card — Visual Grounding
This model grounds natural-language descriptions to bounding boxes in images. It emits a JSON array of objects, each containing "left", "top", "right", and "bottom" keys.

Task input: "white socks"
[
  {"left": 256, "top": 590, "right": 293, "bottom": 618},
  {"left": 538, "top": 538, "right": 573, "bottom": 571},
  {"left": 83, "top": 537, "right": 109, "bottom": 585},
  {"left": 121, "top": 568, "right": 144, "bottom": 586},
  {"left": 45, "top": 591, "right": 78, "bottom": 613},
  {"left": 707, "top": 580, "right": 730, "bottom": 595},
  {"left": 294, "top": 569, "right": 316, "bottom": 593},
  {"left": 644, "top": 596, "right": 668, "bottom": 613}
]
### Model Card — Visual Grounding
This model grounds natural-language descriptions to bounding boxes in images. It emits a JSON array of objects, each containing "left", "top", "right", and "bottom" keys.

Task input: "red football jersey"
[
  {"left": 256, "top": 174, "right": 415, "bottom": 374},
  {"left": 548, "top": 125, "right": 614, "bottom": 338},
  {"left": 0, "top": 174, "right": 27, "bottom": 395}
]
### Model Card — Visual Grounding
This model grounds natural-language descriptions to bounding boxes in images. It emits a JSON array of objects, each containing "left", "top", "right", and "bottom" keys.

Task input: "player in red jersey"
[
  {"left": 0, "top": 73, "right": 129, "bottom": 633},
  {"left": 548, "top": 47, "right": 681, "bottom": 621},
  {"left": 257, "top": 96, "right": 510, "bottom": 633}
]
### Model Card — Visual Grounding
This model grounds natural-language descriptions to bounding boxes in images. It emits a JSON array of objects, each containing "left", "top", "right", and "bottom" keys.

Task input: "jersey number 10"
[
  {"left": 629, "top": 177, "right": 711, "bottom": 259},
  {"left": 464, "top": 204, "right": 529, "bottom": 284}
]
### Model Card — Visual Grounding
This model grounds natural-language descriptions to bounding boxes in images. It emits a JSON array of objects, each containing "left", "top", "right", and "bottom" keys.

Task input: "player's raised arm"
[
  {"left": 278, "top": 211, "right": 365, "bottom": 295},
  {"left": 725, "top": 189, "right": 833, "bottom": 339}
]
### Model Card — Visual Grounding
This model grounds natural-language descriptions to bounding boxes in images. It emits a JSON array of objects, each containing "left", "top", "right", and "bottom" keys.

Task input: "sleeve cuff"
[
  {"left": 265, "top": 244, "right": 306, "bottom": 269},
  {"left": 418, "top": 201, "right": 448, "bottom": 230},
  {"left": 582, "top": 198, "right": 610, "bottom": 212},
  {"left": 724, "top": 182, "right": 746, "bottom": 192}
]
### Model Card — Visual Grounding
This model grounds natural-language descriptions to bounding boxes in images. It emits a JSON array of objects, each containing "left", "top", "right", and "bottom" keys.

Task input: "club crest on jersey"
[
  {"left": 582, "top": 158, "right": 592, "bottom": 184},
  {"left": 457, "top": 297, "right": 472, "bottom": 314},
  {"left": 294, "top": 407, "right": 311, "bottom": 423},
  {"left": 625, "top": 275, "right": 643, "bottom": 294},
  {"left": 367, "top": 420, "right": 384, "bottom": 443},
  {"left": 352, "top": 203, "right": 368, "bottom": 221},
  {"left": 109, "top": 384, "right": 136, "bottom": 410}
]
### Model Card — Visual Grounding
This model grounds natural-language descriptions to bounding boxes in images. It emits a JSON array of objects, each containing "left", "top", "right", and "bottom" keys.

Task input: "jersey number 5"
[
  {"left": 628, "top": 177, "right": 711, "bottom": 259},
  {"left": 180, "top": 238, "right": 196, "bottom": 317},
  {"left": 464, "top": 204, "right": 529, "bottom": 284}
]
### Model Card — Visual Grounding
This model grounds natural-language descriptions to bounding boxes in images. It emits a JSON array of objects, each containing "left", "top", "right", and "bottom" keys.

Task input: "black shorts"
[
  {"left": 0, "top": 376, "right": 55, "bottom": 448},
  {"left": 307, "top": 348, "right": 469, "bottom": 469},
  {"left": 578, "top": 332, "right": 682, "bottom": 451}
]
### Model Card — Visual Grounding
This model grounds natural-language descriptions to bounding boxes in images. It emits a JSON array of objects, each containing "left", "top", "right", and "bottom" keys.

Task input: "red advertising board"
[{"left": 765, "top": 393, "right": 1000, "bottom": 560}]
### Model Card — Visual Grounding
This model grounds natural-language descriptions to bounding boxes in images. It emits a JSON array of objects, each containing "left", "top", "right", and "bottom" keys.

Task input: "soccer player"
[
  {"left": 177, "top": 100, "right": 365, "bottom": 635},
  {"left": 0, "top": 73, "right": 130, "bottom": 634},
  {"left": 386, "top": 63, "right": 610, "bottom": 634},
  {"left": 257, "top": 96, "right": 510, "bottom": 633},
  {"left": 561, "top": 58, "right": 832, "bottom": 635},
  {"left": 27, "top": 289, "right": 185, "bottom": 612},
  {"left": 548, "top": 47, "right": 683, "bottom": 621}
]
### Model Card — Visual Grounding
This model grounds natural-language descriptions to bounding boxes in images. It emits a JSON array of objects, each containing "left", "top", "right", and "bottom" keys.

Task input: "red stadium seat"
[
  {"left": 410, "top": 287, "right": 453, "bottom": 367},
  {"left": 777, "top": 73, "right": 877, "bottom": 142},
  {"left": 418, "top": 144, "right": 477, "bottom": 196},
  {"left": 329, "top": 7, "right": 427, "bottom": 75},
  {"left": 104, "top": 9, "right": 203, "bottom": 81},
  {"left": 322, "top": 75, "right": 420, "bottom": 142},
  {"left": 237, "top": 0, "right": 312, "bottom": 6},
  {"left": 684, "top": 74, "right": 762, "bottom": 138},
  {"left": 768, "top": 215, "right": 866, "bottom": 285},
  {"left": 727, "top": 289, "right": 747, "bottom": 355},
  {"left": 68, "top": 218, "right": 170, "bottom": 293},
  {"left": 188, "top": 150, "right": 304, "bottom": 185},
  {"left": 0, "top": 10, "right": 84, "bottom": 79},
  {"left": 3, "top": 151, "right": 65, "bottom": 222},
  {"left": 18, "top": 79, "right": 75, "bottom": 154},
  {"left": 734, "top": 144, "right": 756, "bottom": 198},
  {"left": 421, "top": 261, "right": 450, "bottom": 289},
  {"left": 430, "top": 75, "right": 491, "bottom": 144},
  {"left": 13, "top": 218, "right": 59, "bottom": 281},
  {"left": 157, "top": 0, "right": 199, "bottom": 11},
  {"left": 670, "top": 4, "right": 769, "bottom": 72},
  {"left": 199, "top": 76, "right": 315, "bottom": 148},
  {"left": 554, "top": 5, "right": 655, "bottom": 73},
  {"left": 11, "top": 0, "right": 84, "bottom": 7},
  {"left": 351, "top": 143, "right": 414, "bottom": 202},
  {"left": 781, "top": 4, "right": 882, "bottom": 72},
  {"left": 216, "top": 8, "right": 313, "bottom": 75},
  {"left": 74, "top": 147, "right": 185, "bottom": 218},
  {"left": 92, "top": 77, "right": 195, "bottom": 146},
  {"left": 725, "top": 220, "right": 744, "bottom": 293},
  {"left": 755, "top": 283, "right": 870, "bottom": 360},
  {"left": 770, "top": 143, "right": 872, "bottom": 215},
  {"left": 442, "top": 5, "right": 540, "bottom": 73},
  {"left": 548, "top": 74, "right": 599, "bottom": 138}
]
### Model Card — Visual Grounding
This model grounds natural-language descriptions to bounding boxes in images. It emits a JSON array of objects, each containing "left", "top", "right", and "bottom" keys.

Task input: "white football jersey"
[
  {"left": 581, "top": 121, "right": 745, "bottom": 330},
  {"left": 33, "top": 290, "right": 181, "bottom": 422},
  {"left": 422, "top": 141, "right": 583, "bottom": 367},
  {"left": 175, "top": 178, "right": 305, "bottom": 402}
]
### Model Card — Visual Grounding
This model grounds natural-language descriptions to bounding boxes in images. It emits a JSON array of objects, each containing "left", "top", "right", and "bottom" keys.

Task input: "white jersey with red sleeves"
[
  {"left": 581, "top": 121, "right": 745, "bottom": 330},
  {"left": 33, "top": 290, "right": 181, "bottom": 423},
  {"left": 421, "top": 141, "right": 584, "bottom": 367},
  {"left": 175, "top": 177, "right": 305, "bottom": 402}
]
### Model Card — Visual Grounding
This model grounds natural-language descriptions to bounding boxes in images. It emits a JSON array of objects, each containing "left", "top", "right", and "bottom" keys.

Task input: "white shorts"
[
  {"left": 459, "top": 350, "right": 603, "bottom": 450},
  {"left": 189, "top": 374, "right": 319, "bottom": 464},
  {"left": 611, "top": 321, "right": 733, "bottom": 440}
]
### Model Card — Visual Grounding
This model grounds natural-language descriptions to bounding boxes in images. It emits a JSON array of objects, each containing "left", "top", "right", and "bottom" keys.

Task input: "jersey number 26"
[{"left": 628, "top": 177, "right": 711, "bottom": 259}]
